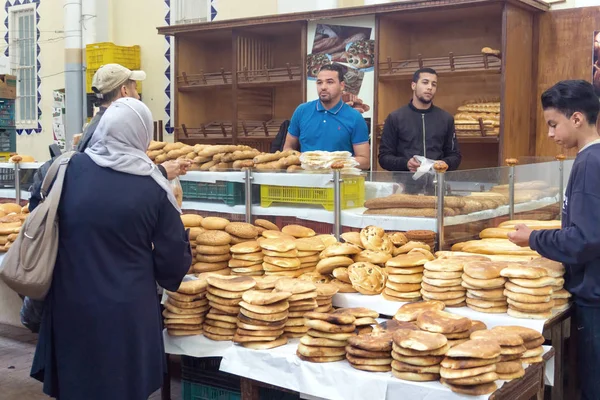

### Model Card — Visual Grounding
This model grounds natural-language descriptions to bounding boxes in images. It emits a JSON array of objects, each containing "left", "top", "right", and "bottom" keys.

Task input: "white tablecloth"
[{"left": 219, "top": 338, "right": 553, "bottom": 400}]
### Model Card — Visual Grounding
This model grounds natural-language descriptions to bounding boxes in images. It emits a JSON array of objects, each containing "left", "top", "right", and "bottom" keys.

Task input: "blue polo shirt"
[{"left": 288, "top": 99, "right": 369, "bottom": 154}]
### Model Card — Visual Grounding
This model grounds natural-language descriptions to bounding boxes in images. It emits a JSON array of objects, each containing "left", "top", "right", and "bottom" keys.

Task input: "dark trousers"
[{"left": 576, "top": 304, "right": 600, "bottom": 400}]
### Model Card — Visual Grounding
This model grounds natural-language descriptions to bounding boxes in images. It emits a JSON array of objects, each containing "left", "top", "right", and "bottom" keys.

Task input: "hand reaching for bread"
[
  {"left": 507, "top": 224, "right": 533, "bottom": 247},
  {"left": 162, "top": 159, "right": 191, "bottom": 180}
]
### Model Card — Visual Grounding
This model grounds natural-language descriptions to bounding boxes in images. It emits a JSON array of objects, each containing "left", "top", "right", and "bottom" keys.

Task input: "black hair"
[
  {"left": 541, "top": 80, "right": 600, "bottom": 125},
  {"left": 318, "top": 64, "right": 345, "bottom": 82},
  {"left": 412, "top": 68, "right": 437, "bottom": 83}
]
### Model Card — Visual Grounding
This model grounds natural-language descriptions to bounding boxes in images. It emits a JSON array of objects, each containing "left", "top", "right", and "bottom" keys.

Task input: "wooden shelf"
[
  {"left": 177, "top": 70, "right": 233, "bottom": 90},
  {"left": 238, "top": 119, "right": 286, "bottom": 136},
  {"left": 378, "top": 53, "right": 501, "bottom": 80},
  {"left": 237, "top": 64, "right": 302, "bottom": 88},
  {"left": 457, "top": 136, "right": 500, "bottom": 144},
  {"left": 176, "top": 121, "right": 234, "bottom": 138}
]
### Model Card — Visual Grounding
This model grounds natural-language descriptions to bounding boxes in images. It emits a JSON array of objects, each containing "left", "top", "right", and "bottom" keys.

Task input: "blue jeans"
[{"left": 576, "top": 304, "right": 600, "bottom": 400}]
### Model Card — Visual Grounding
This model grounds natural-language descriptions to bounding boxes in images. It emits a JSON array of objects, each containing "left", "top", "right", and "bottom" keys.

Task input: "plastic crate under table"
[{"left": 260, "top": 175, "right": 364, "bottom": 210}]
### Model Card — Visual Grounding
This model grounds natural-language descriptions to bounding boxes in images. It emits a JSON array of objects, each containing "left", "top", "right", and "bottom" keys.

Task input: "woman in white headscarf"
[{"left": 31, "top": 98, "right": 192, "bottom": 400}]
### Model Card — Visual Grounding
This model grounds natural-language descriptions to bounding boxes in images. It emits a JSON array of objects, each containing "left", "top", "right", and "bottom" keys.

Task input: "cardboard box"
[{"left": 0, "top": 75, "right": 16, "bottom": 99}]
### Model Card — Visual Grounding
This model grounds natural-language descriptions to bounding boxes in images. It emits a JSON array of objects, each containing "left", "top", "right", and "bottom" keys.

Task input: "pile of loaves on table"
[
  {"left": 147, "top": 141, "right": 359, "bottom": 173},
  {"left": 176, "top": 214, "right": 570, "bottom": 320},
  {"left": 0, "top": 202, "right": 29, "bottom": 253},
  {"left": 165, "top": 272, "right": 547, "bottom": 396},
  {"left": 364, "top": 180, "right": 560, "bottom": 218}
]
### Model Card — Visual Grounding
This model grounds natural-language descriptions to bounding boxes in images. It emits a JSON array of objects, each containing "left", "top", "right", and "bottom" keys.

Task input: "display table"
[{"left": 219, "top": 341, "right": 554, "bottom": 400}]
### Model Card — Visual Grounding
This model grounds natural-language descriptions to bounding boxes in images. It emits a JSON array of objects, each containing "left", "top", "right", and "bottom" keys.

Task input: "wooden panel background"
[
  {"left": 501, "top": 3, "right": 535, "bottom": 161},
  {"left": 534, "top": 7, "right": 600, "bottom": 158},
  {"left": 237, "top": 36, "right": 273, "bottom": 72},
  {"left": 273, "top": 85, "right": 302, "bottom": 120},
  {"left": 237, "top": 88, "right": 273, "bottom": 121}
]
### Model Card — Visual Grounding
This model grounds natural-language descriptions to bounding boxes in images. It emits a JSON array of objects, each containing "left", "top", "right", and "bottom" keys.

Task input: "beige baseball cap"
[{"left": 92, "top": 63, "right": 146, "bottom": 94}]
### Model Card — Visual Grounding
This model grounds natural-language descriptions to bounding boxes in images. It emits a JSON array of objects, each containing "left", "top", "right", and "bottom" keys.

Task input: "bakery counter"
[{"left": 218, "top": 339, "right": 554, "bottom": 400}]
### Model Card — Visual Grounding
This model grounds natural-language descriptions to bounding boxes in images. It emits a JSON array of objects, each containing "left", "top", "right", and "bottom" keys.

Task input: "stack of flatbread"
[
  {"left": 347, "top": 332, "right": 395, "bottom": 372},
  {"left": 233, "top": 289, "right": 291, "bottom": 349},
  {"left": 163, "top": 278, "right": 209, "bottom": 337},
  {"left": 383, "top": 250, "right": 433, "bottom": 302},
  {"left": 297, "top": 312, "right": 356, "bottom": 363},
  {"left": 462, "top": 261, "right": 508, "bottom": 313},
  {"left": 391, "top": 328, "right": 449, "bottom": 381},
  {"left": 526, "top": 258, "right": 570, "bottom": 312},
  {"left": 334, "top": 307, "right": 379, "bottom": 335},
  {"left": 229, "top": 241, "right": 264, "bottom": 276},
  {"left": 470, "top": 329, "right": 526, "bottom": 380},
  {"left": 440, "top": 339, "right": 501, "bottom": 396},
  {"left": 260, "top": 237, "right": 305, "bottom": 278},
  {"left": 299, "top": 150, "right": 361, "bottom": 175},
  {"left": 205, "top": 276, "right": 257, "bottom": 341},
  {"left": 416, "top": 310, "right": 473, "bottom": 348},
  {"left": 421, "top": 258, "right": 468, "bottom": 308},
  {"left": 274, "top": 278, "right": 318, "bottom": 338},
  {"left": 501, "top": 265, "right": 559, "bottom": 319},
  {"left": 491, "top": 325, "right": 545, "bottom": 364}
]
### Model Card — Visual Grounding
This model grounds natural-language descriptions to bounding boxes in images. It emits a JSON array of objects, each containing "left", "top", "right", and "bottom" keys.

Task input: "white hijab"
[{"left": 85, "top": 97, "right": 181, "bottom": 213}]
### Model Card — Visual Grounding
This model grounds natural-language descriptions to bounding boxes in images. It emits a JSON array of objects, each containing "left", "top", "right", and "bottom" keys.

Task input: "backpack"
[
  {"left": 269, "top": 120, "right": 291, "bottom": 153},
  {"left": 0, "top": 151, "right": 75, "bottom": 299}
]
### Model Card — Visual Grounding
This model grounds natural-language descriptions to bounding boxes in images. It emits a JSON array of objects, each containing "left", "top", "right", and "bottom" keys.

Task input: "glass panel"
[
  {"left": 512, "top": 160, "right": 561, "bottom": 220},
  {"left": 441, "top": 165, "right": 510, "bottom": 248}
]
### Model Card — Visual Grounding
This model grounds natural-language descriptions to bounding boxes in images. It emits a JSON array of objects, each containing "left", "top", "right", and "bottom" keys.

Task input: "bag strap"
[{"left": 40, "top": 151, "right": 76, "bottom": 200}]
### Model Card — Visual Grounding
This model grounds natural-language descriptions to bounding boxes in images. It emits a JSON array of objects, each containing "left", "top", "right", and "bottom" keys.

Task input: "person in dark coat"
[{"left": 30, "top": 97, "right": 192, "bottom": 400}]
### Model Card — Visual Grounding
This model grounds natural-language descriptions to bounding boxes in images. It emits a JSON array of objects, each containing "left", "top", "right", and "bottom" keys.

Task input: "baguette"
[
  {"left": 280, "top": 154, "right": 301, "bottom": 167},
  {"left": 232, "top": 159, "right": 254, "bottom": 169},
  {"left": 363, "top": 207, "right": 456, "bottom": 217},
  {"left": 253, "top": 150, "right": 299, "bottom": 164},
  {"left": 364, "top": 194, "right": 465, "bottom": 210},
  {"left": 148, "top": 141, "right": 167, "bottom": 151},
  {"left": 255, "top": 161, "right": 282, "bottom": 170},
  {"left": 200, "top": 160, "right": 218, "bottom": 171},
  {"left": 209, "top": 162, "right": 233, "bottom": 172}
]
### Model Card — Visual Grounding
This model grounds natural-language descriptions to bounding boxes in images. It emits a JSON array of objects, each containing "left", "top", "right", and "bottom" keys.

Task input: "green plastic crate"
[
  {"left": 183, "top": 382, "right": 240, "bottom": 400},
  {"left": 181, "top": 180, "right": 259, "bottom": 206}
]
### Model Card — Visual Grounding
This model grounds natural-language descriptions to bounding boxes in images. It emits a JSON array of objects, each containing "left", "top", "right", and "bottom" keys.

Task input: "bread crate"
[
  {"left": 260, "top": 176, "right": 365, "bottom": 211},
  {"left": 181, "top": 180, "right": 259, "bottom": 206}
]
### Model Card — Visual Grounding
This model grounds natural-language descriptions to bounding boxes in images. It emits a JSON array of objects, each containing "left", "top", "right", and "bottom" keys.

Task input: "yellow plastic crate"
[
  {"left": 86, "top": 68, "right": 142, "bottom": 94},
  {"left": 260, "top": 176, "right": 365, "bottom": 211},
  {"left": 0, "top": 151, "right": 11, "bottom": 161},
  {"left": 86, "top": 42, "right": 141, "bottom": 71}
]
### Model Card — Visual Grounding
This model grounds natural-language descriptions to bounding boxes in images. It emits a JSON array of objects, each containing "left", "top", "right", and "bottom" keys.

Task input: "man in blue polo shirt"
[{"left": 283, "top": 64, "right": 370, "bottom": 169}]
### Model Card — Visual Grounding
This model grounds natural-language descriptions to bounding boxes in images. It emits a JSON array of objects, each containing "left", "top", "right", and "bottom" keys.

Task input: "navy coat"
[{"left": 30, "top": 153, "right": 191, "bottom": 400}]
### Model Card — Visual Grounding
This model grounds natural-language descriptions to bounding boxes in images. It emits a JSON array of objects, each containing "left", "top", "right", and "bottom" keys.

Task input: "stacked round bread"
[
  {"left": 501, "top": 265, "right": 556, "bottom": 319},
  {"left": 347, "top": 262, "right": 387, "bottom": 295},
  {"left": 275, "top": 278, "right": 318, "bottom": 338},
  {"left": 0, "top": 203, "right": 27, "bottom": 253},
  {"left": 294, "top": 237, "right": 327, "bottom": 275},
  {"left": 229, "top": 240, "right": 264, "bottom": 276},
  {"left": 421, "top": 258, "right": 467, "bottom": 307},
  {"left": 470, "top": 330, "right": 525, "bottom": 380},
  {"left": 346, "top": 332, "right": 394, "bottom": 372},
  {"left": 491, "top": 326, "right": 545, "bottom": 364},
  {"left": 353, "top": 249, "right": 393, "bottom": 268},
  {"left": 405, "top": 230, "right": 436, "bottom": 250},
  {"left": 416, "top": 310, "right": 473, "bottom": 348},
  {"left": 394, "top": 300, "right": 446, "bottom": 323},
  {"left": 297, "top": 312, "right": 356, "bottom": 363},
  {"left": 193, "top": 217, "right": 233, "bottom": 275},
  {"left": 225, "top": 222, "right": 259, "bottom": 245},
  {"left": 462, "top": 261, "right": 508, "bottom": 313},
  {"left": 233, "top": 289, "right": 291, "bottom": 349},
  {"left": 260, "top": 237, "right": 304, "bottom": 278},
  {"left": 181, "top": 213, "right": 204, "bottom": 265},
  {"left": 440, "top": 339, "right": 501, "bottom": 396},
  {"left": 383, "top": 250, "right": 433, "bottom": 302},
  {"left": 527, "top": 258, "right": 570, "bottom": 312},
  {"left": 163, "top": 279, "right": 209, "bottom": 336},
  {"left": 313, "top": 283, "right": 338, "bottom": 313},
  {"left": 205, "top": 276, "right": 256, "bottom": 341},
  {"left": 281, "top": 224, "right": 316, "bottom": 239},
  {"left": 393, "top": 241, "right": 431, "bottom": 257},
  {"left": 334, "top": 307, "right": 379, "bottom": 335},
  {"left": 391, "top": 329, "right": 448, "bottom": 381}
]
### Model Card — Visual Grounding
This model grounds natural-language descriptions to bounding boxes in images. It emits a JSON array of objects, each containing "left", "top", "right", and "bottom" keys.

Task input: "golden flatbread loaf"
[
  {"left": 393, "top": 241, "right": 431, "bottom": 256},
  {"left": 230, "top": 241, "right": 261, "bottom": 254},
  {"left": 341, "top": 231, "right": 364, "bottom": 248},
  {"left": 176, "top": 278, "right": 208, "bottom": 294},
  {"left": 462, "top": 261, "right": 506, "bottom": 279},
  {"left": 316, "top": 256, "right": 354, "bottom": 275},
  {"left": 354, "top": 250, "right": 393, "bottom": 265},
  {"left": 470, "top": 329, "right": 524, "bottom": 346},
  {"left": 441, "top": 356, "right": 499, "bottom": 370},
  {"left": 423, "top": 259, "right": 464, "bottom": 272},
  {"left": 394, "top": 301, "right": 446, "bottom": 322},
  {"left": 359, "top": 226, "right": 394, "bottom": 254},
  {"left": 446, "top": 339, "right": 502, "bottom": 359},
  {"left": 196, "top": 230, "right": 232, "bottom": 246},
  {"left": 181, "top": 214, "right": 203, "bottom": 227},
  {"left": 416, "top": 310, "right": 471, "bottom": 334},
  {"left": 275, "top": 278, "right": 316, "bottom": 294},
  {"left": 393, "top": 329, "right": 447, "bottom": 351},
  {"left": 261, "top": 230, "right": 295, "bottom": 240},
  {"left": 260, "top": 238, "right": 296, "bottom": 252},
  {"left": 319, "top": 242, "right": 362, "bottom": 258},
  {"left": 254, "top": 219, "right": 279, "bottom": 231},
  {"left": 348, "top": 262, "right": 387, "bottom": 295},
  {"left": 525, "top": 257, "right": 565, "bottom": 277},
  {"left": 386, "top": 252, "right": 430, "bottom": 268},
  {"left": 281, "top": 224, "right": 316, "bottom": 238},
  {"left": 295, "top": 237, "right": 326, "bottom": 252},
  {"left": 201, "top": 216, "right": 230, "bottom": 230},
  {"left": 207, "top": 276, "right": 256, "bottom": 291},
  {"left": 500, "top": 265, "right": 548, "bottom": 279},
  {"left": 440, "top": 379, "right": 497, "bottom": 396},
  {"left": 505, "top": 281, "right": 553, "bottom": 295}
]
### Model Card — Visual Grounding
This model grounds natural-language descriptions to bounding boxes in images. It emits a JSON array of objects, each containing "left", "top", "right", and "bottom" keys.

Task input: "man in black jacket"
[{"left": 378, "top": 68, "right": 461, "bottom": 174}]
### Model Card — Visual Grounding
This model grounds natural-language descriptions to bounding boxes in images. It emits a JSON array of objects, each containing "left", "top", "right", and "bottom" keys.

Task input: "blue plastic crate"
[
  {"left": 0, "top": 99, "right": 15, "bottom": 127},
  {"left": 183, "top": 382, "right": 240, "bottom": 400}
]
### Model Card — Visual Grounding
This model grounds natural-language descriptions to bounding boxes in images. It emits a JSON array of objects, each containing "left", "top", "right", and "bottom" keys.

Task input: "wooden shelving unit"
[
  {"left": 159, "top": 0, "right": 546, "bottom": 167},
  {"left": 378, "top": 53, "right": 501, "bottom": 80}
]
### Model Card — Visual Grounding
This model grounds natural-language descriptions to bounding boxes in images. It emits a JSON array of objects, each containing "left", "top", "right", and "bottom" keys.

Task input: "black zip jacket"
[{"left": 378, "top": 101, "right": 461, "bottom": 171}]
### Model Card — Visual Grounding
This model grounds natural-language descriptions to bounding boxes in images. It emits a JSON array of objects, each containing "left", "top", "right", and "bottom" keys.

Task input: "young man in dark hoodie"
[{"left": 509, "top": 80, "right": 600, "bottom": 400}]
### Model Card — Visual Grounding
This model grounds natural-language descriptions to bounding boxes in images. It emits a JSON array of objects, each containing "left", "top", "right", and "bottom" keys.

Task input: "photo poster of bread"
[
  {"left": 306, "top": 16, "right": 376, "bottom": 125},
  {"left": 594, "top": 31, "right": 600, "bottom": 96}
]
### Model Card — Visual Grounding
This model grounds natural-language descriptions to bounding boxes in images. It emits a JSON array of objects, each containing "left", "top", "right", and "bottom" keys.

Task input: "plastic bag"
[
  {"left": 412, "top": 155, "right": 436, "bottom": 180},
  {"left": 171, "top": 177, "right": 183, "bottom": 208}
]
